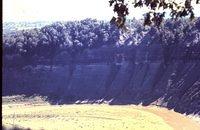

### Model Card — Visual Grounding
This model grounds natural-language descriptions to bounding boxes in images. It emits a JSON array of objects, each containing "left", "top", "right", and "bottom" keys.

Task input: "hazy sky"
[{"left": 3, "top": 0, "right": 200, "bottom": 22}]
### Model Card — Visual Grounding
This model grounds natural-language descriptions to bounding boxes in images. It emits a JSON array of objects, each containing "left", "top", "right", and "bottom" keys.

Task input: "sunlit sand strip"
[{"left": 3, "top": 103, "right": 199, "bottom": 130}]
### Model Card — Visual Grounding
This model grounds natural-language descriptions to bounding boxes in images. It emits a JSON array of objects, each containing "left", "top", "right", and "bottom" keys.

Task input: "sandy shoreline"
[
  {"left": 2, "top": 96, "right": 200, "bottom": 130},
  {"left": 136, "top": 105, "right": 200, "bottom": 130}
]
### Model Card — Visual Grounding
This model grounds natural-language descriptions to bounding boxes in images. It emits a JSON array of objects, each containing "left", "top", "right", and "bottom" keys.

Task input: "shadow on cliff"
[{"left": 3, "top": 61, "right": 200, "bottom": 115}]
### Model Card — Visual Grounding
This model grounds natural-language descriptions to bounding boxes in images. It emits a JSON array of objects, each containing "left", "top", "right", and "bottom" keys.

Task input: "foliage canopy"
[{"left": 109, "top": 0, "right": 200, "bottom": 28}]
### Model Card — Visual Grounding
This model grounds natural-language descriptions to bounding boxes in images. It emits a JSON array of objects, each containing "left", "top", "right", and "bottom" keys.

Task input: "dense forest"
[
  {"left": 3, "top": 18, "right": 200, "bottom": 69},
  {"left": 3, "top": 19, "right": 120, "bottom": 68}
]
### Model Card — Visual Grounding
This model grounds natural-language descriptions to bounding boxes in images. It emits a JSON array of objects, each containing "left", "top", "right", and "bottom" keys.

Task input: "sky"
[{"left": 3, "top": 0, "right": 200, "bottom": 22}]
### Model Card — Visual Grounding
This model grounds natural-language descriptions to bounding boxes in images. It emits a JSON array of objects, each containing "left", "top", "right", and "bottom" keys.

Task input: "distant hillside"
[{"left": 3, "top": 21, "right": 53, "bottom": 34}]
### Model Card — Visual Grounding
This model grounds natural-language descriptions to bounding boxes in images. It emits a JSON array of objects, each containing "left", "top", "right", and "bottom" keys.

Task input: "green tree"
[{"left": 109, "top": 0, "right": 200, "bottom": 28}]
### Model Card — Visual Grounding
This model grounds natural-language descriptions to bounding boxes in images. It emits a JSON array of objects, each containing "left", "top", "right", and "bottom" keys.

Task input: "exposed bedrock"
[{"left": 3, "top": 45, "right": 200, "bottom": 115}]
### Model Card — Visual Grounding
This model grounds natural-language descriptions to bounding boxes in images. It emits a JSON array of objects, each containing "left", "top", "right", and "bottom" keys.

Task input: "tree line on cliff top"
[{"left": 3, "top": 18, "right": 200, "bottom": 68}]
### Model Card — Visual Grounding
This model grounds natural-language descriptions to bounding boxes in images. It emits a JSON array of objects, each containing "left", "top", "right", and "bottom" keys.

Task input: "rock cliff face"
[{"left": 3, "top": 44, "right": 200, "bottom": 115}]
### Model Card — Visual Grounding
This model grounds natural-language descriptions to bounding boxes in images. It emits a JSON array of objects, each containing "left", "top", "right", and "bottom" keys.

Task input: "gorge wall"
[{"left": 3, "top": 44, "right": 200, "bottom": 115}]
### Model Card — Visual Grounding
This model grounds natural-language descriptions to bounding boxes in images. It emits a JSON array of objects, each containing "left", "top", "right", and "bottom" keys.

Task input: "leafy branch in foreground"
[{"left": 109, "top": 0, "right": 200, "bottom": 28}]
